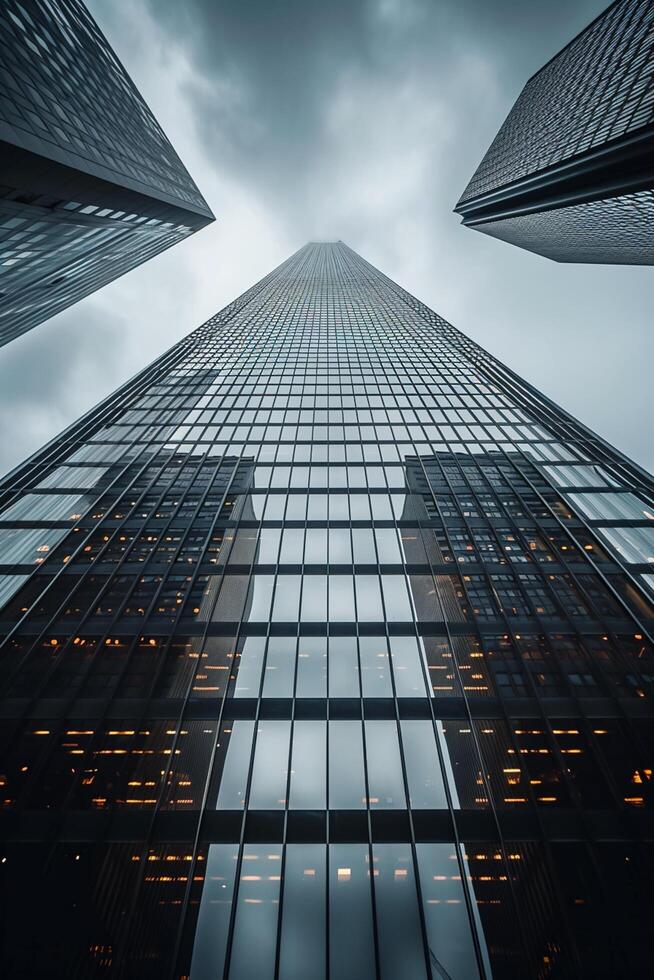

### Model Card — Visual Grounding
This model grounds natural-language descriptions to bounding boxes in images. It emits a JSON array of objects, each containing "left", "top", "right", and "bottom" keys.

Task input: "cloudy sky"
[{"left": 1, "top": 0, "right": 652, "bottom": 476}]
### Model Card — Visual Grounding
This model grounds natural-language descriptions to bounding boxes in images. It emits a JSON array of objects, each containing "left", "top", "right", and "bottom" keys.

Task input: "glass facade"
[
  {"left": 0, "top": 241, "right": 653, "bottom": 977},
  {"left": 455, "top": 0, "right": 654, "bottom": 264},
  {"left": 0, "top": 0, "right": 214, "bottom": 346}
]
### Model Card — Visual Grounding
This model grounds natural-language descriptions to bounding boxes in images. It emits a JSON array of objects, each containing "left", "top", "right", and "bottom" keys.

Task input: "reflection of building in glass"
[
  {"left": 455, "top": 1, "right": 654, "bottom": 263},
  {"left": 0, "top": 242, "right": 653, "bottom": 977},
  {"left": 0, "top": 0, "right": 213, "bottom": 346}
]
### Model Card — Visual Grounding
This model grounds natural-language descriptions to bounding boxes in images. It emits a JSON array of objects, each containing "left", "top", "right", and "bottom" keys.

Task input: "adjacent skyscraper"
[
  {"left": 0, "top": 0, "right": 214, "bottom": 347},
  {"left": 0, "top": 242, "right": 653, "bottom": 978},
  {"left": 455, "top": 0, "right": 654, "bottom": 264}
]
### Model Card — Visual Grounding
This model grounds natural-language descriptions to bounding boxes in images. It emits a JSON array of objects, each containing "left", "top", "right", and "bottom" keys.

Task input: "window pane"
[
  {"left": 263, "top": 637, "right": 295, "bottom": 698},
  {"left": 280, "top": 529, "right": 304, "bottom": 564},
  {"left": 305, "top": 527, "right": 327, "bottom": 563},
  {"left": 0, "top": 493, "right": 86, "bottom": 522},
  {"left": 216, "top": 721, "right": 254, "bottom": 810},
  {"left": 359, "top": 636, "right": 392, "bottom": 697},
  {"left": 257, "top": 529, "right": 281, "bottom": 563},
  {"left": 329, "top": 575, "right": 355, "bottom": 621},
  {"left": 245, "top": 574, "right": 275, "bottom": 621},
  {"left": 301, "top": 575, "right": 327, "bottom": 621},
  {"left": 0, "top": 527, "right": 67, "bottom": 564},
  {"left": 329, "top": 721, "right": 365, "bottom": 809},
  {"left": 416, "top": 843, "right": 482, "bottom": 980},
  {"left": 228, "top": 845, "right": 282, "bottom": 980},
  {"left": 190, "top": 844, "right": 238, "bottom": 979},
  {"left": 352, "top": 529, "right": 376, "bottom": 563},
  {"left": 569, "top": 492, "right": 654, "bottom": 522},
  {"left": 355, "top": 575, "right": 383, "bottom": 621},
  {"left": 272, "top": 575, "right": 301, "bottom": 621},
  {"left": 234, "top": 637, "right": 265, "bottom": 697},
  {"left": 390, "top": 636, "right": 427, "bottom": 696},
  {"left": 296, "top": 637, "right": 327, "bottom": 697},
  {"left": 249, "top": 722, "right": 291, "bottom": 809},
  {"left": 279, "top": 845, "right": 326, "bottom": 980},
  {"left": 372, "top": 844, "right": 428, "bottom": 980},
  {"left": 329, "top": 844, "right": 376, "bottom": 980},
  {"left": 382, "top": 575, "right": 414, "bottom": 621},
  {"left": 401, "top": 720, "right": 447, "bottom": 809},
  {"left": 365, "top": 720, "right": 406, "bottom": 809},
  {"left": 328, "top": 636, "right": 360, "bottom": 697},
  {"left": 598, "top": 526, "right": 654, "bottom": 564},
  {"left": 375, "top": 528, "right": 402, "bottom": 563},
  {"left": 307, "top": 495, "right": 328, "bottom": 520},
  {"left": 290, "top": 722, "right": 326, "bottom": 809},
  {"left": 329, "top": 528, "right": 352, "bottom": 563}
]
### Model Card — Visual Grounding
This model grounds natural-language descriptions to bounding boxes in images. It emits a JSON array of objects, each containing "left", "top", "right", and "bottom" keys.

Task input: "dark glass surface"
[
  {"left": 456, "top": 1, "right": 654, "bottom": 264},
  {"left": 0, "top": 242, "right": 653, "bottom": 976},
  {"left": 0, "top": 0, "right": 213, "bottom": 346}
]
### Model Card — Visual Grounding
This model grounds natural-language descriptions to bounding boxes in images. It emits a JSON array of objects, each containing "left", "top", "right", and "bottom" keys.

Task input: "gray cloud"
[
  {"left": 141, "top": 0, "right": 604, "bottom": 234},
  {"left": 0, "top": 304, "right": 129, "bottom": 475},
  {"left": 1, "top": 0, "right": 652, "bottom": 477}
]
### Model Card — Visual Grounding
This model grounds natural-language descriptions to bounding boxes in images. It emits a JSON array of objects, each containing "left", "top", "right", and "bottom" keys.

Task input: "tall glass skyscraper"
[
  {"left": 0, "top": 0, "right": 214, "bottom": 347},
  {"left": 0, "top": 242, "right": 652, "bottom": 978},
  {"left": 455, "top": 0, "right": 654, "bottom": 264}
]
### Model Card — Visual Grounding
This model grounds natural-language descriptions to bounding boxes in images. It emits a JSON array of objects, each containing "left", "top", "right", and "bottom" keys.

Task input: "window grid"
[{"left": 0, "top": 242, "right": 653, "bottom": 977}]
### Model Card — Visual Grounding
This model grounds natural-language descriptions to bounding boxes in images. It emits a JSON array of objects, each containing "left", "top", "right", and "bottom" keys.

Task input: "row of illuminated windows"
[
  {"left": 211, "top": 715, "right": 650, "bottom": 812},
  {"left": 13, "top": 566, "right": 633, "bottom": 629},
  {"left": 3, "top": 836, "right": 648, "bottom": 979},
  {"left": 0, "top": 501, "right": 624, "bottom": 583},
  {"left": 1, "top": 714, "right": 649, "bottom": 814},
  {"left": 1, "top": 507, "right": 652, "bottom": 573},
  {"left": 68, "top": 526, "right": 415, "bottom": 567},
  {"left": 188, "top": 839, "right": 529, "bottom": 980},
  {"left": 1, "top": 624, "right": 650, "bottom": 703},
  {"left": 46, "top": 521, "right": 608, "bottom": 571},
  {"left": 194, "top": 631, "right": 649, "bottom": 702}
]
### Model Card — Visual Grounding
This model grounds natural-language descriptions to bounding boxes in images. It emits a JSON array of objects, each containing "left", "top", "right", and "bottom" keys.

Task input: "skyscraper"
[
  {"left": 0, "top": 242, "right": 653, "bottom": 978},
  {"left": 455, "top": 0, "right": 654, "bottom": 264},
  {"left": 0, "top": 0, "right": 214, "bottom": 347}
]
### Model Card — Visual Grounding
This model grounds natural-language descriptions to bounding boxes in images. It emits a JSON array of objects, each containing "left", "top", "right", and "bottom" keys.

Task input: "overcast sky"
[{"left": 1, "top": 0, "right": 652, "bottom": 477}]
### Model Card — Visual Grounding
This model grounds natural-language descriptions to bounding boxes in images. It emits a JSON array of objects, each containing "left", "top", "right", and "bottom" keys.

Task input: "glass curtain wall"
[{"left": 0, "top": 242, "right": 653, "bottom": 978}]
